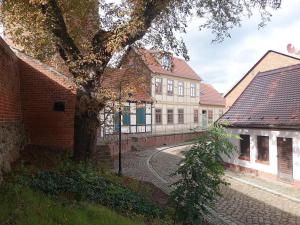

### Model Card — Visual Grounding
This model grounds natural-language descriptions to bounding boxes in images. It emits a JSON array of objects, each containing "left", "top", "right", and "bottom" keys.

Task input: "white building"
[
  {"left": 219, "top": 64, "right": 300, "bottom": 187},
  {"left": 100, "top": 48, "right": 225, "bottom": 137}
]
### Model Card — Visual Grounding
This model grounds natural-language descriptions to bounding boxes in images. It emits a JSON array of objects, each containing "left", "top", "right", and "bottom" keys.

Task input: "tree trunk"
[{"left": 73, "top": 91, "right": 100, "bottom": 161}]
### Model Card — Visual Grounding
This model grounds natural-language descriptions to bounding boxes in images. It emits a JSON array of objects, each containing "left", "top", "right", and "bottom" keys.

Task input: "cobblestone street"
[{"left": 114, "top": 145, "right": 300, "bottom": 225}]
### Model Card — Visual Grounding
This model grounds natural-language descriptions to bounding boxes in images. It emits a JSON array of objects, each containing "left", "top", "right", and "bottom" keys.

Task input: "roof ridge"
[{"left": 256, "top": 63, "right": 300, "bottom": 77}]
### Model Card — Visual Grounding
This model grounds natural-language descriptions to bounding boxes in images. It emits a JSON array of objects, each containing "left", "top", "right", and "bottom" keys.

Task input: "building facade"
[
  {"left": 200, "top": 83, "right": 225, "bottom": 129},
  {"left": 125, "top": 48, "right": 203, "bottom": 135},
  {"left": 219, "top": 64, "right": 300, "bottom": 187},
  {"left": 100, "top": 48, "right": 226, "bottom": 138}
]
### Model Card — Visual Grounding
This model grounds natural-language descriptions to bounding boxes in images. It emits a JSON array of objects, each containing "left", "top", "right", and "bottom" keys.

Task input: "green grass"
[{"left": 0, "top": 184, "right": 165, "bottom": 225}]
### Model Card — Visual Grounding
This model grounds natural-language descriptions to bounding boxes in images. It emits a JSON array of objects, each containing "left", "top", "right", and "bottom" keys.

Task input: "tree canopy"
[{"left": 0, "top": 0, "right": 282, "bottom": 159}]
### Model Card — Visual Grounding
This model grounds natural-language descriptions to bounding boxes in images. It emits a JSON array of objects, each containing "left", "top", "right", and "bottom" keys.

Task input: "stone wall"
[{"left": 0, "top": 38, "right": 26, "bottom": 182}]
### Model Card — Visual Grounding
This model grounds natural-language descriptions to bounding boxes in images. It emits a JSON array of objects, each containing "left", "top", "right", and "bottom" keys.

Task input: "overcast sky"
[{"left": 182, "top": 0, "right": 300, "bottom": 94}]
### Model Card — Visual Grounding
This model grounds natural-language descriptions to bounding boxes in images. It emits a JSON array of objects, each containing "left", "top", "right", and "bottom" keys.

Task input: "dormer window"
[{"left": 161, "top": 54, "right": 172, "bottom": 70}]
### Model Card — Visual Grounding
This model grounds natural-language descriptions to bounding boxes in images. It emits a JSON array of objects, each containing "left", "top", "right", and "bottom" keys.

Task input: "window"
[
  {"left": 167, "top": 80, "right": 174, "bottom": 95},
  {"left": 122, "top": 106, "right": 130, "bottom": 125},
  {"left": 53, "top": 101, "right": 65, "bottom": 112},
  {"left": 194, "top": 109, "right": 199, "bottom": 123},
  {"left": 239, "top": 135, "right": 250, "bottom": 161},
  {"left": 178, "top": 81, "right": 184, "bottom": 96},
  {"left": 136, "top": 107, "right": 146, "bottom": 125},
  {"left": 114, "top": 111, "right": 120, "bottom": 131},
  {"left": 161, "top": 54, "right": 171, "bottom": 70},
  {"left": 155, "top": 109, "right": 162, "bottom": 124},
  {"left": 155, "top": 78, "right": 162, "bottom": 94},
  {"left": 208, "top": 110, "right": 213, "bottom": 123},
  {"left": 178, "top": 109, "right": 184, "bottom": 124},
  {"left": 257, "top": 136, "right": 269, "bottom": 163},
  {"left": 167, "top": 109, "right": 174, "bottom": 124},
  {"left": 190, "top": 83, "right": 196, "bottom": 97}
]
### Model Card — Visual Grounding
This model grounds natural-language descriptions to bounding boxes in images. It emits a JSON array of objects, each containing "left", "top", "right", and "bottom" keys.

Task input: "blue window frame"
[
  {"left": 114, "top": 111, "right": 120, "bottom": 131},
  {"left": 136, "top": 107, "right": 146, "bottom": 125},
  {"left": 123, "top": 106, "right": 130, "bottom": 125}
]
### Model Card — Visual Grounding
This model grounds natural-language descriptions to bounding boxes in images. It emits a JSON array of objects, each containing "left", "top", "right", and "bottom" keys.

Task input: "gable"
[{"left": 225, "top": 51, "right": 300, "bottom": 109}]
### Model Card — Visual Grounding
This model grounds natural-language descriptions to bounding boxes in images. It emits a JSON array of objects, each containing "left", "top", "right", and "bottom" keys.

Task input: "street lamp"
[{"left": 117, "top": 81, "right": 133, "bottom": 176}]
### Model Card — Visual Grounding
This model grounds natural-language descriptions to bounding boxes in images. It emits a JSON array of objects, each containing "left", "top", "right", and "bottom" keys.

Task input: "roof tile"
[
  {"left": 219, "top": 64, "right": 300, "bottom": 129},
  {"left": 136, "top": 48, "right": 202, "bottom": 81},
  {"left": 200, "top": 83, "right": 225, "bottom": 106}
]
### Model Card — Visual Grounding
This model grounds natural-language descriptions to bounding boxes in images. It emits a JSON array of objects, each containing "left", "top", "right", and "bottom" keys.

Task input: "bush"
[
  {"left": 170, "top": 124, "right": 237, "bottom": 225},
  {"left": 27, "top": 163, "right": 164, "bottom": 219}
]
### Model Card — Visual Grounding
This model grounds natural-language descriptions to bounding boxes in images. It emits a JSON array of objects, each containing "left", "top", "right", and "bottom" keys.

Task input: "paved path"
[{"left": 114, "top": 145, "right": 300, "bottom": 225}]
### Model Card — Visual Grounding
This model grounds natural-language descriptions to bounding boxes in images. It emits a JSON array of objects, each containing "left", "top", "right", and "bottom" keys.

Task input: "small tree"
[{"left": 170, "top": 124, "right": 238, "bottom": 225}]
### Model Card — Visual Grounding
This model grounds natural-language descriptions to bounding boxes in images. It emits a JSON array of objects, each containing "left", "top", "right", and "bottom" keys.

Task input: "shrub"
[
  {"left": 170, "top": 124, "right": 237, "bottom": 225},
  {"left": 27, "top": 163, "right": 164, "bottom": 219}
]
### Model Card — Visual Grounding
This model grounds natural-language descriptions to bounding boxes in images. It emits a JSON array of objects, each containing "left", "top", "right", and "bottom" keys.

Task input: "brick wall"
[
  {"left": 104, "top": 132, "right": 203, "bottom": 160},
  {"left": 0, "top": 38, "right": 26, "bottom": 179},
  {"left": 18, "top": 54, "right": 76, "bottom": 150},
  {"left": 225, "top": 51, "right": 300, "bottom": 109}
]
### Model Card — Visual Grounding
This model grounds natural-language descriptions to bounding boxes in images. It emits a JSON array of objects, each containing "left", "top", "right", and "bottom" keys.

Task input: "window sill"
[
  {"left": 255, "top": 160, "right": 270, "bottom": 165},
  {"left": 238, "top": 156, "right": 250, "bottom": 161}
]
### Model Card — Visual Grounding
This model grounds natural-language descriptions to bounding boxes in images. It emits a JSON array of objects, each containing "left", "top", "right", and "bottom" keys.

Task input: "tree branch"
[
  {"left": 92, "top": 0, "right": 171, "bottom": 54},
  {"left": 42, "top": 0, "right": 81, "bottom": 62}
]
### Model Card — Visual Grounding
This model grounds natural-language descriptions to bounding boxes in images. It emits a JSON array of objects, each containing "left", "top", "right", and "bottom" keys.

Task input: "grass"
[{"left": 0, "top": 183, "right": 166, "bottom": 225}]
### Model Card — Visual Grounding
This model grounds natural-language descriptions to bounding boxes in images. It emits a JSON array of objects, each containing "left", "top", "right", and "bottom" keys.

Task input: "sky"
[{"left": 182, "top": 0, "right": 300, "bottom": 94}]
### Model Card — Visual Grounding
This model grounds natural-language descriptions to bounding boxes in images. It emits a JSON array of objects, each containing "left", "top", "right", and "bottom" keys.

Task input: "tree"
[
  {"left": 0, "top": 0, "right": 282, "bottom": 160},
  {"left": 170, "top": 124, "right": 238, "bottom": 225}
]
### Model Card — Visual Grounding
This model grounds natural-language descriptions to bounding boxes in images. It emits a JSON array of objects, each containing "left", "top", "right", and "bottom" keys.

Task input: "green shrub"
[{"left": 27, "top": 163, "right": 164, "bottom": 219}]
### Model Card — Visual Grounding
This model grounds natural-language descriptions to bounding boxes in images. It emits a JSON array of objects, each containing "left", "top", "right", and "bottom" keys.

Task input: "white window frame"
[
  {"left": 178, "top": 81, "right": 184, "bottom": 96},
  {"left": 190, "top": 83, "right": 196, "bottom": 97},
  {"left": 167, "top": 80, "right": 174, "bottom": 96}
]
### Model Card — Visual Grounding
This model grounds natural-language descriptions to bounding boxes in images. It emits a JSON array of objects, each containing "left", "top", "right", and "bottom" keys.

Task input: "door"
[
  {"left": 277, "top": 137, "right": 293, "bottom": 182},
  {"left": 202, "top": 110, "right": 208, "bottom": 130}
]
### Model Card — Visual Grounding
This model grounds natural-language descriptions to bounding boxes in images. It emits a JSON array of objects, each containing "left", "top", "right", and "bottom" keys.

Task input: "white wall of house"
[
  {"left": 224, "top": 128, "right": 300, "bottom": 181},
  {"left": 151, "top": 74, "right": 202, "bottom": 134}
]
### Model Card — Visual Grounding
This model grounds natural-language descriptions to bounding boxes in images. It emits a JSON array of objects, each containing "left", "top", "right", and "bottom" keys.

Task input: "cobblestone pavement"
[{"left": 114, "top": 145, "right": 300, "bottom": 225}]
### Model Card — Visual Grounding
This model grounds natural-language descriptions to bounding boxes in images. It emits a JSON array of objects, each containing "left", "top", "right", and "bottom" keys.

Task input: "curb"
[
  {"left": 146, "top": 143, "right": 193, "bottom": 184},
  {"left": 147, "top": 143, "right": 233, "bottom": 225},
  {"left": 226, "top": 174, "right": 300, "bottom": 204}
]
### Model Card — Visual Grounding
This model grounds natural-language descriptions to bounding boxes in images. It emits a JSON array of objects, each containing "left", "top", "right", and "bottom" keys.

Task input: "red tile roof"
[
  {"left": 102, "top": 68, "right": 152, "bottom": 102},
  {"left": 219, "top": 64, "right": 300, "bottom": 129},
  {"left": 135, "top": 48, "right": 202, "bottom": 81},
  {"left": 200, "top": 83, "right": 225, "bottom": 106}
]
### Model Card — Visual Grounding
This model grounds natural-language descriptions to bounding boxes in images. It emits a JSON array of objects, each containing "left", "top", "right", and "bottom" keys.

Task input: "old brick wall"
[
  {"left": 0, "top": 38, "right": 26, "bottom": 179},
  {"left": 105, "top": 132, "right": 203, "bottom": 160},
  {"left": 18, "top": 53, "right": 76, "bottom": 150},
  {"left": 225, "top": 51, "right": 300, "bottom": 109}
]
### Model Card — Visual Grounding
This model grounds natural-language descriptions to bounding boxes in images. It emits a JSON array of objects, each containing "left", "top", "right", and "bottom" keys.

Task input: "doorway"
[{"left": 277, "top": 137, "right": 293, "bottom": 183}]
